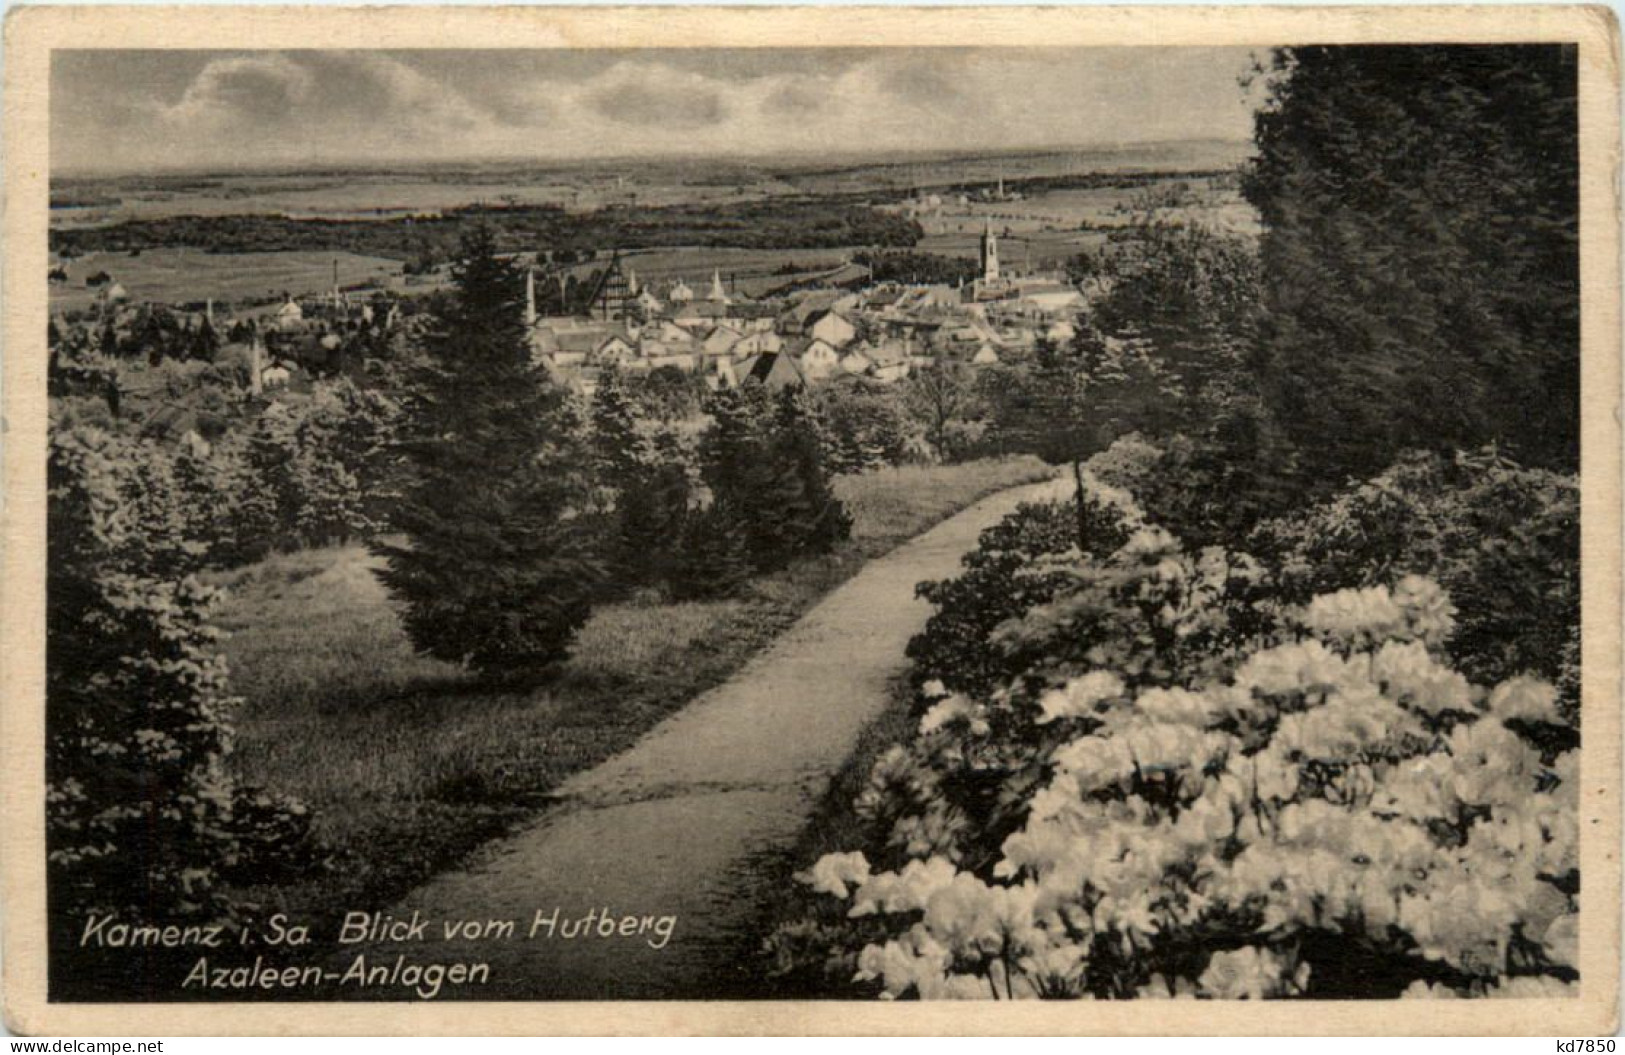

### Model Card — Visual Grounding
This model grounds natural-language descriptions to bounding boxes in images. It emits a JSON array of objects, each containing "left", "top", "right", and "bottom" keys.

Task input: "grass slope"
[{"left": 211, "top": 456, "right": 1051, "bottom": 922}]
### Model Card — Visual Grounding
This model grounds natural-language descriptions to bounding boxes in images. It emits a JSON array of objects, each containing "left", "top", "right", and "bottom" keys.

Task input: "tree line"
[{"left": 50, "top": 198, "right": 925, "bottom": 264}]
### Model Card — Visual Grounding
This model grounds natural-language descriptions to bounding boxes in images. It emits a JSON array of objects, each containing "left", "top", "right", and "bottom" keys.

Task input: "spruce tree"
[
  {"left": 589, "top": 365, "right": 649, "bottom": 488},
  {"left": 670, "top": 500, "right": 753, "bottom": 601},
  {"left": 1244, "top": 45, "right": 1579, "bottom": 483},
  {"left": 771, "top": 386, "right": 851, "bottom": 558},
  {"left": 698, "top": 383, "right": 851, "bottom": 573},
  {"left": 47, "top": 429, "right": 313, "bottom": 992},
  {"left": 377, "top": 229, "right": 601, "bottom": 679},
  {"left": 590, "top": 367, "right": 692, "bottom": 591}
]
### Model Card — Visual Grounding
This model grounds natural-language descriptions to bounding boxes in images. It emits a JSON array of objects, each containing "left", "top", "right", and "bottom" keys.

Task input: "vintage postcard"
[{"left": 2, "top": 3, "right": 1620, "bottom": 1036}]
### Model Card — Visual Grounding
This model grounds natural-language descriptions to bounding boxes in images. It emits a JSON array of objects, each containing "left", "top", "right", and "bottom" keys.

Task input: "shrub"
[
  {"left": 904, "top": 480, "right": 1139, "bottom": 701},
  {"left": 784, "top": 523, "right": 1576, "bottom": 999},
  {"left": 589, "top": 369, "right": 695, "bottom": 593},
  {"left": 669, "top": 502, "right": 754, "bottom": 602},
  {"left": 47, "top": 429, "right": 311, "bottom": 929},
  {"left": 1248, "top": 447, "right": 1579, "bottom": 723},
  {"left": 816, "top": 383, "right": 917, "bottom": 474}
]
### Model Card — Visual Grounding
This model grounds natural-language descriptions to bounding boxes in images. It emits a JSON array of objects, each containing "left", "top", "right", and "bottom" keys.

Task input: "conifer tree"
[
  {"left": 670, "top": 500, "right": 753, "bottom": 601},
  {"left": 1244, "top": 45, "right": 1579, "bottom": 483},
  {"left": 47, "top": 429, "right": 310, "bottom": 949},
  {"left": 377, "top": 229, "right": 601, "bottom": 678},
  {"left": 770, "top": 385, "right": 852, "bottom": 557},
  {"left": 590, "top": 367, "right": 692, "bottom": 590},
  {"left": 589, "top": 365, "right": 649, "bottom": 488}
]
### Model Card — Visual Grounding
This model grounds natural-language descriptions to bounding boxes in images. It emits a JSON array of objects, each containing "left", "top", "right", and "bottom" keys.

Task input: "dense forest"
[{"left": 50, "top": 197, "right": 925, "bottom": 263}]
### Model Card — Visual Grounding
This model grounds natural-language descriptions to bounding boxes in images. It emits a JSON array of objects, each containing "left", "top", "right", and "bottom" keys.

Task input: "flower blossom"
[
  {"left": 1487, "top": 676, "right": 1561, "bottom": 725},
  {"left": 1196, "top": 945, "right": 1307, "bottom": 999},
  {"left": 849, "top": 856, "right": 959, "bottom": 917},
  {"left": 1036, "top": 670, "right": 1126, "bottom": 724},
  {"left": 796, "top": 851, "right": 871, "bottom": 899}
]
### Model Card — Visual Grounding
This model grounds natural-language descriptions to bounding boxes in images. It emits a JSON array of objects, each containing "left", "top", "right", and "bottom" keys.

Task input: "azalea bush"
[
  {"left": 773, "top": 472, "right": 1578, "bottom": 1000},
  {"left": 905, "top": 478, "right": 1140, "bottom": 701},
  {"left": 1248, "top": 447, "right": 1579, "bottom": 725}
]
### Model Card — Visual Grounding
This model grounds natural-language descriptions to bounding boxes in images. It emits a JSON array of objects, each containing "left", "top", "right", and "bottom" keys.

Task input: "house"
[
  {"left": 646, "top": 319, "right": 695, "bottom": 345},
  {"left": 735, "top": 351, "right": 807, "bottom": 392},
  {"left": 807, "top": 309, "right": 858, "bottom": 349},
  {"left": 702, "top": 324, "right": 745, "bottom": 358},
  {"left": 867, "top": 340, "right": 914, "bottom": 383},
  {"left": 796, "top": 338, "right": 843, "bottom": 382},
  {"left": 840, "top": 348, "right": 876, "bottom": 377},
  {"left": 778, "top": 291, "right": 843, "bottom": 335},
  {"left": 1017, "top": 283, "right": 1086, "bottom": 316},
  {"left": 667, "top": 279, "right": 695, "bottom": 304},
  {"left": 261, "top": 361, "right": 294, "bottom": 390},
  {"left": 732, "top": 330, "right": 782, "bottom": 356},
  {"left": 675, "top": 300, "right": 732, "bottom": 329},
  {"left": 634, "top": 289, "right": 664, "bottom": 316},
  {"left": 647, "top": 352, "right": 699, "bottom": 372},
  {"left": 594, "top": 334, "right": 637, "bottom": 365},
  {"left": 971, "top": 343, "right": 1001, "bottom": 366}
]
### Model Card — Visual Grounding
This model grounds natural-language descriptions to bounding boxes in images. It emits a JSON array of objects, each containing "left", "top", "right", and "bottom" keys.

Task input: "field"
[
  {"left": 209, "top": 456, "right": 1052, "bottom": 921},
  {"left": 51, "top": 141, "right": 1250, "bottom": 227},
  {"left": 561, "top": 245, "right": 857, "bottom": 297},
  {"left": 49, "top": 247, "right": 410, "bottom": 313}
]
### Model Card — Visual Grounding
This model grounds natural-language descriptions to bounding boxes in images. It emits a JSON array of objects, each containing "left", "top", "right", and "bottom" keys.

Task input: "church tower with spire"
[{"left": 980, "top": 219, "right": 1000, "bottom": 283}]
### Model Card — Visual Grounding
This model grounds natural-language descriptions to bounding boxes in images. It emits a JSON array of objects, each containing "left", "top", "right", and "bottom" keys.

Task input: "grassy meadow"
[
  {"left": 48, "top": 247, "right": 408, "bottom": 312},
  {"left": 210, "top": 456, "right": 1051, "bottom": 919}
]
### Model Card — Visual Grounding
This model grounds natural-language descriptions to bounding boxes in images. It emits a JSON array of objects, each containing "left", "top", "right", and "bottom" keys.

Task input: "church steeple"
[{"left": 980, "top": 219, "right": 1000, "bottom": 283}]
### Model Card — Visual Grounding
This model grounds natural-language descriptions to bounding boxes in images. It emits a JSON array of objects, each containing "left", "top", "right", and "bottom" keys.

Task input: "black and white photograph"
[{"left": 4, "top": 4, "right": 1620, "bottom": 1035}]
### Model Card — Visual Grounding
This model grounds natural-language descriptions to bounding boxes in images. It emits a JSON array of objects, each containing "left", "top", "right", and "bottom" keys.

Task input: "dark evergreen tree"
[
  {"left": 617, "top": 439, "right": 694, "bottom": 590},
  {"left": 1243, "top": 45, "right": 1580, "bottom": 485},
  {"left": 589, "top": 367, "right": 693, "bottom": 591},
  {"left": 770, "top": 385, "right": 852, "bottom": 558},
  {"left": 669, "top": 500, "right": 753, "bottom": 601},
  {"left": 376, "top": 229, "right": 601, "bottom": 679},
  {"left": 589, "top": 367, "right": 646, "bottom": 483},
  {"left": 698, "top": 383, "right": 850, "bottom": 573},
  {"left": 47, "top": 428, "right": 312, "bottom": 994}
]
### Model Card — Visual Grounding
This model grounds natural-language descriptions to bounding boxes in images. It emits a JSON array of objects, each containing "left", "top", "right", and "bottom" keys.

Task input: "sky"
[{"left": 51, "top": 48, "right": 1262, "bottom": 174}]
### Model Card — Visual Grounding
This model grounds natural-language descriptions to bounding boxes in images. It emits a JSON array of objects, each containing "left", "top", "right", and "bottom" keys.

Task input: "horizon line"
[{"left": 51, "top": 136, "right": 1256, "bottom": 182}]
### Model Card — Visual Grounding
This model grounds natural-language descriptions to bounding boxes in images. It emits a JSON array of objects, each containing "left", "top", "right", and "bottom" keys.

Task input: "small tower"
[
  {"left": 709, "top": 269, "right": 730, "bottom": 305},
  {"left": 979, "top": 219, "right": 1000, "bottom": 283},
  {"left": 525, "top": 266, "right": 537, "bottom": 327}
]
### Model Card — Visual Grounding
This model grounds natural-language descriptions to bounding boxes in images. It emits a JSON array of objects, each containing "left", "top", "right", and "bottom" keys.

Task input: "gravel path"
[{"left": 373, "top": 478, "right": 1066, "bottom": 1000}]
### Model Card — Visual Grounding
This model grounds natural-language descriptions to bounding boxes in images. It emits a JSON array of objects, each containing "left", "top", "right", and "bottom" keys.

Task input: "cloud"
[
  {"left": 161, "top": 55, "right": 315, "bottom": 129},
  {"left": 53, "top": 48, "right": 1260, "bottom": 172},
  {"left": 585, "top": 64, "right": 728, "bottom": 129}
]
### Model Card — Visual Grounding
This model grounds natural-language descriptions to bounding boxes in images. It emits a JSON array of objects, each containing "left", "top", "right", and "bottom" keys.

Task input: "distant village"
[
  {"left": 56, "top": 217, "right": 1093, "bottom": 402},
  {"left": 521, "top": 221, "right": 1086, "bottom": 398}
]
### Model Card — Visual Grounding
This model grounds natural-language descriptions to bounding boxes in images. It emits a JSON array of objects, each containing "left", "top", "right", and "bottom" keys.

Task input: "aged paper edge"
[{"left": 2, "top": 4, "right": 1620, "bottom": 1036}]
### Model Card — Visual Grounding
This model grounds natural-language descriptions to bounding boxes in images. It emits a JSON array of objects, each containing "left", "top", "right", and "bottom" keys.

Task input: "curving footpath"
[{"left": 369, "top": 477, "right": 1069, "bottom": 1000}]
